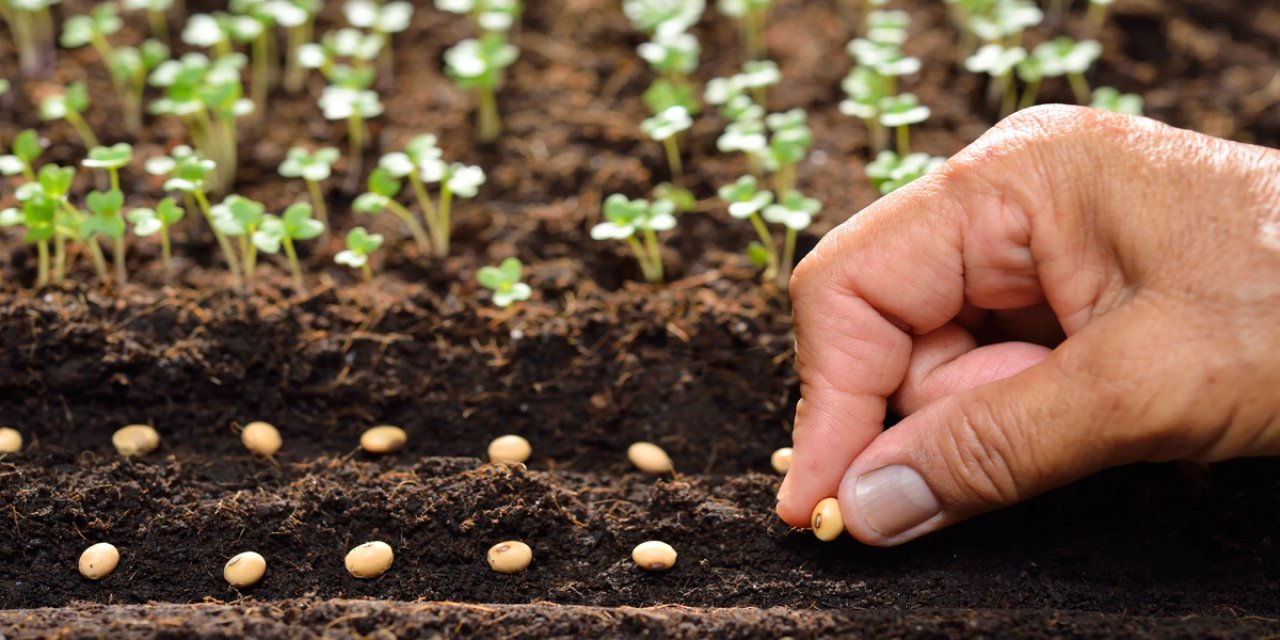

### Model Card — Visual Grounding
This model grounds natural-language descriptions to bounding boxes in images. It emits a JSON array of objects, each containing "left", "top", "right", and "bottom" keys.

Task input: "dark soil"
[{"left": 1, "top": 0, "right": 1279, "bottom": 637}]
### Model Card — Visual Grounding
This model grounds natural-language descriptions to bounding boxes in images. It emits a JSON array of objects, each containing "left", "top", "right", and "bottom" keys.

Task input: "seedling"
[
  {"left": 227, "top": 0, "right": 286, "bottom": 116},
  {"left": 253, "top": 202, "right": 326, "bottom": 290},
  {"left": 477, "top": 257, "right": 531, "bottom": 308},
  {"left": 353, "top": 167, "right": 432, "bottom": 255},
  {"left": 965, "top": 43, "right": 1027, "bottom": 115},
  {"left": 866, "top": 10, "right": 909, "bottom": 45},
  {"left": 641, "top": 105, "right": 693, "bottom": 180},
  {"left": 444, "top": 33, "right": 519, "bottom": 142},
  {"left": 122, "top": 0, "right": 174, "bottom": 43},
  {"left": 0, "top": 129, "right": 45, "bottom": 181},
  {"left": 83, "top": 144, "right": 133, "bottom": 192},
  {"left": 210, "top": 194, "right": 269, "bottom": 290},
  {"left": 622, "top": 0, "right": 704, "bottom": 36},
  {"left": 878, "top": 93, "right": 930, "bottom": 154},
  {"left": 762, "top": 190, "right": 820, "bottom": 286},
  {"left": 718, "top": 0, "right": 772, "bottom": 60},
  {"left": 591, "top": 194, "right": 678, "bottom": 283},
  {"left": 224, "top": 551, "right": 267, "bottom": 588},
  {"left": 0, "top": 187, "right": 56, "bottom": 286},
  {"left": 298, "top": 27, "right": 385, "bottom": 82},
  {"left": 271, "top": 0, "right": 322, "bottom": 93},
  {"left": 39, "top": 82, "right": 99, "bottom": 149},
  {"left": 632, "top": 540, "right": 677, "bottom": 571},
  {"left": 718, "top": 175, "right": 776, "bottom": 277},
  {"left": 966, "top": 0, "right": 1042, "bottom": 45},
  {"left": 1091, "top": 86, "right": 1143, "bottom": 115},
  {"left": 147, "top": 146, "right": 242, "bottom": 281},
  {"left": 335, "top": 226, "right": 383, "bottom": 282},
  {"left": 127, "top": 197, "right": 185, "bottom": 279},
  {"left": 736, "top": 59, "right": 780, "bottom": 106},
  {"left": 59, "top": 3, "right": 123, "bottom": 72},
  {"left": 319, "top": 86, "right": 383, "bottom": 181},
  {"left": 345, "top": 541, "right": 394, "bottom": 579},
  {"left": 638, "top": 28, "right": 701, "bottom": 90},
  {"left": 149, "top": 52, "right": 254, "bottom": 192},
  {"left": 839, "top": 66, "right": 890, "bottom": 150},
  {"left": 0, "top": 0, "right": 58, "bottom": 75},
  {"left": 1028, "top": 37, "right": 1102, "bottom": 104},
  {"left": 345, "top": 0, "right": 413, "bottom": 79},
  {"left": 487, "top": 541, "right": 533, "bottom": 574},
  {"left": 82, "top": 189, "right": 129, "bottom": 285},
  {"left": 110, "top": 39, "right": 171, "bottom": 134},
  {"left": 866, "top": 150, "right": 945, "bottom": 195},
  {"left": 278, "top": 146, "right": 339, "bottom": 228},
  {"left": 764, "top": 108, "right": 811, "bottom": 194},
  {"left": 435, "top": 0, "right": 524, "bottom": 33}
]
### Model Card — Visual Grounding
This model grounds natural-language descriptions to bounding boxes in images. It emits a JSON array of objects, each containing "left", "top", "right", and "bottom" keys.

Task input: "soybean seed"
[
  {"left": 631, "top": 540, "right": 677, "bottom": 572},
  {"left": 345, "top": 541, "right": 394, "bottom": 579},
  {"left": 0, "top": 427, "right": 22, "bottom": 453},
  {"left": 78, "top": 542, "right": 120, "bottom": 580},
  {"left": 811, "top": 497, "right": 844, "bottom": 542},
  {"left": 627, "top": 442, "right": 673, "bottom": 474},
  {"left": 241, "top": 421, "right": 282, "bottom": 457},
  {"left": 770, "top": 447, "right": 793, "bottom": 475},
  {"left": 224, "top": 551, "right": 267, "bottom": 588},
  {"left": 487, "top": 540, "right": 533, "bottom": 574},
  {"left": 360, "top": 426, "right": 406, "bottom": 454},
  {"left": 488, "top": 435, "right": 531, "bottom": 464},
  {"left": 112, "top": 424, "right": 160, "bottom": 457}
]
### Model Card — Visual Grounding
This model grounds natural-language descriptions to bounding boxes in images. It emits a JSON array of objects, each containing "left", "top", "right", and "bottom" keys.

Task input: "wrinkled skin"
[{"left": 777, "top": 105, "right": 1280, "bottom": 546}]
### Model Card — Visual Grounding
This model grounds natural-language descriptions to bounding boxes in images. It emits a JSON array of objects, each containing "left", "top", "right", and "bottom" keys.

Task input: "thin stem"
[
  {"left": 160, "top": 223, "right": 172, "bottom": 283},
  {"left": 64, "top": 111, "right": 100, "bottom": 149},
  {"left": 193, "top": 188, "right": 244, "bottom": 282},
  {"left": 896, "top": 126, "right": 911, "bottom": 155},
  {"left": 361, "top": 262, "right": 373, "bottom": 283},
  {"left": 643, "top": 226, "right": 664, "bottom": 283},
  {"left": 251, "top": 33, "right": 270, "bottom": 119},
  {"left": 283, "top": 26, "right": 307, "bottom": 94},
  {"left": 748, "top": 212, "right": 779, "bottom": 280},
  {"left": 1019, "top": 78, "right": 1042, "bottom": 111},
  {"left": 36, "top": 240, "right": 49, "bottom": 287},
  {"left": 779, "top": 227, "right": 797, "bottom": 289},
  {"left": 87, "top": 239, "right": 110, "bottom": 282},
  {"left": 662, "top": 136, "right": 683, "bottom": 184},
  {"left": 476, "top": 85, "right": 501, "bottom": 142},
  {"left": 867, "top": 118, "right": 886, "bottom": 153},
  {"left": 1068, "top": 73, "right": 1091, "bottom": 105},
  {"left": 148, "top": 9, "right": 169, "bottom": 44},
  {"left": 347, "top": 114, "right": 365, "bottom": 186},
  {"left": 306, "top": 179, "right": 329, "bottom": 230},
  {"left": 775, "top": 163, "right": 796, "bottom": 195},
  {"left": 436, "top": 185, "right": 453, "bottom": 257},
  {"left": 282, "top": 235, "right": 304, "bottom": 291},
  {"left": 241, "top": 232, "right": 257, "bottom": 289},
  {"left": 387, "top": 199, "right": 433, "bottom": 256},
  {"left": 1000, "top": 76, "right": 1018, "bottom": 118},
  {"left": 109, "top": 168, "right": 120, "bottom": 193},
  {"left": 1085, "top": 2, "right": 1108, "bottom": 31},
  {"left": 408, "top": 174, "right": 441, "bottom": 246},
  {"left": 113, "top": 234, "right": 127, "bottom": 285},
  {"left": 53, "top": 232, "right": 65, "bottom": 284},
  {"left": 624, "top": 235, "right": 657, "bottom": 283}
]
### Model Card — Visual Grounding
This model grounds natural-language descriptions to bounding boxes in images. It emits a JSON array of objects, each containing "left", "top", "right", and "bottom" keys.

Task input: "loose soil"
[{"left": 1, "top": 0, "right": 1279, "bottom": 636}]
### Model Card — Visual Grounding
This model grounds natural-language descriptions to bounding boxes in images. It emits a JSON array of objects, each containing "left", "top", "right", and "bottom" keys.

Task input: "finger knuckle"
[{"left": 935, "top": 396, "right": 1028, "bottom": 507}]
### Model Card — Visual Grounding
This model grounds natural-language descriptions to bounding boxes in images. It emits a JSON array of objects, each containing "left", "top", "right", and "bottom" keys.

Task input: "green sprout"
[
  {"left": 83, "top": 189, "right": 128, "bottom": 285},
  {"left": 477, "top": 257, "right": 532, "bottom": 308},
  {"left": 1091, "top": 86, "right": 1143, "bottom": 115},
  {"left": 1027, "top": 37, "right": 1102, "bottom": 104},
  {"left": 444, "top": 33, "right": 519, "bottom": 142},
  {"left": 253, "top": 202, "right": 325, "bottom": 291},
  {"left": 839, "top": 66, "right": 890, "bottom": 151},
  {"left": 127, "top": 197, "right": 185, "bottom": 280},
  {"left": 25, "top": 162, "right": 113, "bottom": 284},
  {"left": 638, "top": 29, "right": 700, "bottom": 92},
  {"left": 966, "top": 0, "right": 1042, "bottom": 45},
  {"left": 335, "top": 226, "right": 383, "bottom": 282},
  {"left": 318, "top": 86, "right": 383, "bottom": 181},
  {"left": 110, "top": 39, "right": 170, "bottom": 134},
  {"left": 210, "top": 194, "right": 267, "bottom": 289},
  {"left": 591, "top": 194, "right": 677, "bottom": 283},
  {"left": 762, "top": 190, "right": 820, "bottom": 287},
  {"left": 345, "top": 1, "right": 413, "bottom": 79},
  {"left": 0, "top": 189, "right": 57, "bottom": 286},
  {"left": 39, "top": 81, "right": 99, "bottom": 149},
  {"left": 60, "top": 3, "right": 122, "bottom": 72},
  {"left": 0, "top": 129, "right": 44, "bottom": 182},
  {"left": 271, "top": 0, "right": 321, "bottom": 93},
  {"left": 764, "top": 109, "right": 812, "bottom": 194},
  {"left": 736, "top": 59, "right": 780, "bottom": 106},
  {"left": 226, "top": 1, "right": 284, "bottom": 117},
  {"left": 866, "top": 150, "right": 945, "bottom": 195},
  {"left": 149, "top": 52, "right": 253, "bottom": 192},
  {"left": 878, "top": 94, "right": 930, "bottom": 155},
  {"left": 146, "top": 146, "right": 241, "bottom": 282},
  {"left": 1086, "top": 0, "right": 1112, "bottom": 31},
  {"left": 297, "top": 27, "right": 384, "bottom": 82},
  {"left": 83, "top": 143, "right": 133, "bottom": 192},
  {"left": 353, "top": 167, "right": 433, "bottom": 256},
  {"left": 0, "top": 0, "right": 58, "bottom": 75},
  {"left": 641, "top": 105, "right": 693, "bottom": 181},
  {"left": 965, "top": 43, "right": 1027, "bottom": 116},
  {"left": 866, "top": 10, "right": 910, "bottom": 45},
  {"left": 122, "top": 0, "right": 174, "bottom": 43},
  {"left": 435, "top": 0, "right": 525, "bottom": 33},
  {"left": 718, "top": 0, "right": 772, "bottom": 60},
  {"left": 622, "top": 0, "right": 703, "bottom": 37},
  {"left": 718, "top": 175, "right": 777, "bottom": 278},
  {"left": 278, "top": 146, "right": 339, "bottom": 229}
]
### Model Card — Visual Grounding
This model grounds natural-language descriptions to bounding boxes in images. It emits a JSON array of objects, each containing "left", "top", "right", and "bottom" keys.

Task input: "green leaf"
[
  {"left": 476, "top": 266, "right": 506, "bottom": 290},
  {"left": 746, "top": 241, "right": 771, "bottom": 268},
  {"left": 253, "top": 216, "right": 285, "bottom": 253},
  {"left": 82, "top": 212, "right": 126, "bottom": 239},
  {"left": 498, "top": 257, "right": 522, "bottom": 282},
  {"left": 84, "top": 143, "right": 134, "bottom": 170},
  {"left": 156, "top": 197, "right": 186, "bottom": 224},
  {"left": 13, "top": 130, "right": 43, "bottom": 163},
  {"left": 345, "top": 226, "right": 383, "bottom": 254},
  {"left": 86, "top": 189, "right": 124, "bottom": 215},
  {"left": 367, "top": 167, "right": 402, "bottom": 198},
  {"left": 66, "top": 81, "right": 90, "bottom": 113},
  {"left": 38, "top": 165, "right": 75, "bottom": 199}
]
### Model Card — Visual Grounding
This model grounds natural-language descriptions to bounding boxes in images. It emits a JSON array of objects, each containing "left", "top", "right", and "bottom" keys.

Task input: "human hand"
[{"left": 776, "top": 105, "right": 1280, "bottom": 546}]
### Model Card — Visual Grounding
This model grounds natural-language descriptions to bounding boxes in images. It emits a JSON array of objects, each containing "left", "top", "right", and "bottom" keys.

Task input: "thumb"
[{"left": 837, "top": 303, "right": 1188, "bottom": 546}]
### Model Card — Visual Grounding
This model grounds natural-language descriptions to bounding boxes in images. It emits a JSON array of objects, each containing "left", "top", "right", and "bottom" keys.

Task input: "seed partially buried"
[
  {"left": 770, "top": 447, "right": 793, "bottom": 474},
  {"left": 224, "top": 551, "right": 267, "bottom": 588},
  {"left": 360, "top": 426, "right": 406, "bottom": 454},
  {"left": 0, "top": 427, "right": 22, "bottom": 453},
  {"left": 112, "top": 424, "right": 160, "bottom": 457},
  {"left": 78, "top": 542, "right": 120, "bottom": 580},
  {"left": 487, "top": 540, "right": 533, "bottom": 574},
  {"left": 627, "top": 442, "right": 673, "bottom": 474},
  {"left": 345, "top": 541, "right": 394, "bottom": 579},
  {"left": 488, "top": 434, "right": 531, "bottom": 464},
  {"left": 241, "top": 421, "right": 282, "bottom": 457},
  {"left": 631, "top": 540, "right": 677, "bottom": 572},
  {"left": 811, "top": 497, "right": 844, "bottom": 542}
]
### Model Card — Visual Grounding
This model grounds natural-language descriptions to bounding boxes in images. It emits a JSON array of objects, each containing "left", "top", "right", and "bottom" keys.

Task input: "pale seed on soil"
[
  {"left": 631, "top": 540, "right": 677, "bottom": 571},
  {"left": 771, "top": 447, "right": 793, "bottom": 474},
  {"left": 78, "top": 542, "right": 119, "bottom": 580},
  {"left": 360, "top": 426, "right": 406, "bottom": 454},
  {"left": 0, "top": 427, "right": 22, "bottom": 453},
  {"left": 224, "top": 551, "right": 267, "bottom": 588},
  {"left": 487, "top": 541, "right": 533, "bottom": 574},
  {"left": 812, "top": 497, "right": 844, "bottom": 542},
  {"left": 627, "top": 442, "right": 673, "bottom": 474},
  {"left": 241, "top": 422, "right": 282, "bottom": 456},
  {"left": 488, "top": 435, "right": 531, "bottom": 464},
  {"left": 345, "top": 541, "right": 394, "bottom": 578},
  {"left": 112, "top": 424, "right": 159, "bottom": 457}
]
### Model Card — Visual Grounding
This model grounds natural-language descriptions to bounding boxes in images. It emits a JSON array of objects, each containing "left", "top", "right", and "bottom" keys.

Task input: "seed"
[
  {"left": 345, "top": 540, "right": 394, "bottom": 579},
  {"left": 487, "top": 540, "right": 533, "bottom": 574},
  {"left": 112, "top": 424, "right": 159, "bottom": 457},
  {"left": 0, "top": 427, "right": 22, "bottom": 453},
  {"left": 223, "top": 551, "right": 267, "bottom": 588},
  {"left": 241, "top": 421, "right": 282, "bottom": 456},
  {"left": 360, "top": 426, "right": 406, "bottom": 454},
  {"left": 811, "top": 497, "right": 844, "bottom": 542},
  {"left": 627, "top": 442, "right": 673, "bottom": 474},
  {"left": 631, "top": 540, "right": 677, "bottom": 572},
  {"left": 771, "top": 447, "right": 793, "bottom": 475},
  {"left": 488, "top": 435, "right": 531, "bottom": 464},
  {"left": 78, "top": 542, "right": 119, "bottom": 580}
]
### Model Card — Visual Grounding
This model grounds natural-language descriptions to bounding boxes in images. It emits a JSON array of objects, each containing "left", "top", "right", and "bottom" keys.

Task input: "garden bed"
[{"left": 2, "top": 0, "right": 1279, "bottom": 637}]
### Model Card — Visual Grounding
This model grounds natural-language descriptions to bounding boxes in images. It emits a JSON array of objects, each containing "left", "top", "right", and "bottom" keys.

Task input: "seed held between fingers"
[
  {"left": 631, "top": 540, "right": 677, "bottom": 571},
  {"left": 345, "top": 541, "right": 394, "bottom": 579},
  {"left": 0, "top": 427, "right": 22, "bottom": 453},
  {"left": 488, "top": 435, "right": 531, "bottom": 464},
  {"left": 360, "top": 426, "right": 406, "bottom": 454},
  {"left": 811, "top": 497, "right": 844, "bottom": 542},
  {"left": 628, "top": 442, "right": 673, "bottom": 474},
  {"left": 112, "top": 425, "right": 160, "bottom": 457},
  {"left": 241, "top": 422, "right": 282, "bottom": 456},
  {"left": 487, "top": 540, "right": 533, "bottom": 574},
  {"left": 79, "top": 542, "right": 120, "bottom": 580},
  {"left": 224, "top": 551, "right": 267, "bottom": 588},
  {"left": 771, "top": 447, "right": 793, "bottom": 474}
]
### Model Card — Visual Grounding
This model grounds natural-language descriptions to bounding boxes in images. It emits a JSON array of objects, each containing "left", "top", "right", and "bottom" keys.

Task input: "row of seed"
[{"left": 77, "top": 537, "right": 682, "bottom": 586}]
